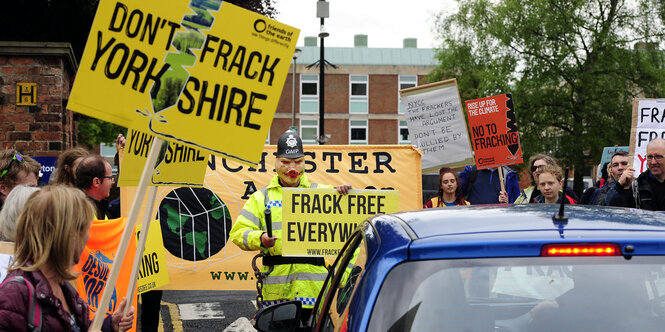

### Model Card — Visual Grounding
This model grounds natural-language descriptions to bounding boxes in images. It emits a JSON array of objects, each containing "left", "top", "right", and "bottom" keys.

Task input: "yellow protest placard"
[
  {"left": 119, "top": 129, "right": 208, "bottom": 187},
  {"left": 135, "top": 220, "right": 170, "bottom": 294},
  {"left": 281, "top": 188, "right": 399, "bottom": 257},
  {"left": 68, "top": 0, "right": 299, "bottom": 166}
]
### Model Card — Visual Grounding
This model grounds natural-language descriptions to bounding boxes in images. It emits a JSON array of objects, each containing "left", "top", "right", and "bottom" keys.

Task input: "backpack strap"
[{"left": 1, "top": 276, "right": 42, "bottom": 332}]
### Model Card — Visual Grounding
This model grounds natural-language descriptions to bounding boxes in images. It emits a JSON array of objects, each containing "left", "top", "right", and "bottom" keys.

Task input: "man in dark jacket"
[
  {"left": 76, "top": 155, "right": 115, "bottom": 219},
  {"left": 596, "top": 151, "right": 629, "bottom": 206},
  {"left": 606, "top": 139, "right": 665, "bottom": 210},
  {"left": 458, "top": 165, "right": 520, "bottom": 204}
]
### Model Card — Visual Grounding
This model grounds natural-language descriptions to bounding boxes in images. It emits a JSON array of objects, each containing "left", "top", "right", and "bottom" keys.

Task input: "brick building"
[
  {"left": 269, "top": 35, "right": 437, "bottom": 145},
  {"left": 0, "top": 41, "right": 78, "bottom": 156}
]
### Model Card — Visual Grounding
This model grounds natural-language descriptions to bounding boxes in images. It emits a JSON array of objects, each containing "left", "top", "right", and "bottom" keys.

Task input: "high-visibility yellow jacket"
[{"left": 230, "top": 174, "right": 331, "bottom": 308}]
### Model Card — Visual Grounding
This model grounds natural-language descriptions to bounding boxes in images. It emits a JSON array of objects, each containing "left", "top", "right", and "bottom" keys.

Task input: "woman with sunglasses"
[
  {"left": 0, "top": 149, "right": 41, "bottom": 211},
  {"left": 514, "top": 154, "right": 559, "bottom": 204},
  {"left": 424, "top": 167, "right": 470, "bottom": 208}
]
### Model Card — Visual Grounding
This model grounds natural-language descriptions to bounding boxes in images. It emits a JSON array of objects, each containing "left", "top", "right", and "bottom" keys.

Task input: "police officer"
[{"left": 230, "top": 130, "right": 351, "bottom": 323}]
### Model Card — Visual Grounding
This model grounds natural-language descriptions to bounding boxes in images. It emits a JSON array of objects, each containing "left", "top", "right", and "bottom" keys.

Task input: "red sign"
[{"left": 465, "top": 93, "right": 523, "bottom": 169}]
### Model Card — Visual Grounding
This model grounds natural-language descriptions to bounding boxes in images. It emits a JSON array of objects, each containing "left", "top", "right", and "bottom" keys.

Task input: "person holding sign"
[
  {"left": 424, "top": 168, "right": 470, "bottom": 207},
  {"left": 533, "top": 165, "right": 576, "bottom": 204},
  {"left": 0, "top": 185, "right": 134, "bottom": 332},
  {"left": 459, "top": 165, "right": 519, "bottom": 204},
  {"left": 606, "top": 139, "right": 665, "bottom": 210},
  {"left": 230, "top": 130, "right": 352, "bottom": 323}
]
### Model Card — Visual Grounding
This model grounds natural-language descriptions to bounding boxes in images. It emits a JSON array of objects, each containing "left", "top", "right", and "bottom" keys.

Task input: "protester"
[
  {"left": 514, "top": 154, "right": 558, "bottom": 204},
  {"left": 0, "top": 185, "right": 134, "bottom": 331},
  {"left": 0, "top": 185, "right": 40, "bottom": 242},
  {"left": 51, "top": 147, "right": 89, "bottom": 186},
  {"left": 533, "top": 165, "right": 576, "bottom": 204},
  {"left": 230, "top": 130, "right": 352, "bottom": 324},
  {"left": 0, "top": 149, "right": 40, "bottom": 211},
  {"left": 424, "top": 167, "right": 470, "bottom": 207},
  {"left": 596, "top": 152, "right": 630, "bottom": 206},
  {"left": 459, "top": 165, "right": 520, "bottom": 204},
  {"left": 606, "top": 139, "right": 665, "bottom": 210},
  {"left": 76, "top": 155, "right": 115, "bottom": 220}
]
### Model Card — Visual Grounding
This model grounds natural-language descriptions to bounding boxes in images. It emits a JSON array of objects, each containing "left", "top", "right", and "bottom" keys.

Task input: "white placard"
[
  {"left": 400, "top": 79, "right": 474, "bottom": 173},
  {"left": 630, "top": 99, "right": 665, "bottom": 176}
]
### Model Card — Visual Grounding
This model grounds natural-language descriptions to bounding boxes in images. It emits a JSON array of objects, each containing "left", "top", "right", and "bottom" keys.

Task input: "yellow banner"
[
  {"left": 68, "top": 0, "right": 299, "bottom": 166},
  {"left": 282, "top": 188, "right": 399, "bottom": 257},
  {"left": 119, "top": 129, "right": 208, "bottom": 187},
  {"left": 121, "top": 145, "right": 422, "bottom": 290},
  {"left": 135, "top": 220, "right": 170, "bottom": 294}
]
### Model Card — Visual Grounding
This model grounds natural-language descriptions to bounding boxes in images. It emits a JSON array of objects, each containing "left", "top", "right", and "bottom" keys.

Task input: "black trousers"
[{"left": 140, "top": 290, "right": 163, "bottom": 332}]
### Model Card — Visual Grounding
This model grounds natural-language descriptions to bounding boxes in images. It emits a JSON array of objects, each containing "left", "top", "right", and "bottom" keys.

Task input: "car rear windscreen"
[{"left": 369, "top": 257, "right": 665, "bottom": 332}]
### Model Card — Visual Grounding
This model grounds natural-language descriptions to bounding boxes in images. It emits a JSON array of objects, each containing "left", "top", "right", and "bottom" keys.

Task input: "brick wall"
[{"left": 0, "top": 45, "right": 76, "bottom": 157}]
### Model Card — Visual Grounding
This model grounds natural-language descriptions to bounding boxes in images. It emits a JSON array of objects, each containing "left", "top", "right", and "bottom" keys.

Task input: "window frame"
[
  {"left": 398, "top": 75, "right": 418, "bottom": 114},
  {"left": 300, "top": 74, "right": 319, "bottom": 114},
  {"left": 300, "top": 119, "right": 319, "bottom": 145},
  {"left": 349, "top": 119, "right": 368, "bottom": 145},
  {"left": 349, "top": 74, "right": 369, "bottom": 114}
]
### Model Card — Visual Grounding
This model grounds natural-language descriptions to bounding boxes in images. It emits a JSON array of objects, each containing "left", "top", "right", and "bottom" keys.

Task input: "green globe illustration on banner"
[{"left": 159, "top": 187, "right": 232, "bottom": 261}]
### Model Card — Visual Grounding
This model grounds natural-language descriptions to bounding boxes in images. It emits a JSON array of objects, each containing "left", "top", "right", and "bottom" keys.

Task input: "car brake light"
[{"left": 541, "top": 243, "right": 621, "bottom": 256}]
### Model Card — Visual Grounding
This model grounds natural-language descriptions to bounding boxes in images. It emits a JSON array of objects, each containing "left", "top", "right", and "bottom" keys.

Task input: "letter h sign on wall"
[{"left": 16, "top": 83, "right": 37, "bottom": 106}]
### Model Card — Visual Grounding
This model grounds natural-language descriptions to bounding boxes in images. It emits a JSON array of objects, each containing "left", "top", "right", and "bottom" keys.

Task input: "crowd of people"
[
  {"left": 3, "top": 131, "right": 665, "bottom": 330},
  {"left": 422, "top": 140, "right": 665, "bottom": 210}
]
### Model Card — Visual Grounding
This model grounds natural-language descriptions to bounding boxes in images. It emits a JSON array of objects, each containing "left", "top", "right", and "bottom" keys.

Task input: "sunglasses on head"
[{"left": 0, "top": 153, "right": 25, "bottom": 179}]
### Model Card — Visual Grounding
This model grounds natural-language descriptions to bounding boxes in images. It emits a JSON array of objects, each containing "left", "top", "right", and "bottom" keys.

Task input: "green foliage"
[
  {"left": 430, "top": 0, "right": 665, "bottom": 194},
  {"left": 77, "top": 115, "right": 126, "bottom": 149}
]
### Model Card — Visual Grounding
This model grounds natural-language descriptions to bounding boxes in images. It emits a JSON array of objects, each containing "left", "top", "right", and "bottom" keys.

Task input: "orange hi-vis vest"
[{"left": 74, "top": 217, "right": 138, "bottom": 332}]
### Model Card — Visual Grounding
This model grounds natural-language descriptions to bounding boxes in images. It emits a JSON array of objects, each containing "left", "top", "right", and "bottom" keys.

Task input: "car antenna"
[{"left": 553, "top": 167, "right": 569, "bottom": 225}]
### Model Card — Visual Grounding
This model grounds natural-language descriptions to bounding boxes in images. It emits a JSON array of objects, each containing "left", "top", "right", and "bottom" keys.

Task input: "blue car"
[{"left": 255, "top": 204, "right": 665, "bottom": 331}]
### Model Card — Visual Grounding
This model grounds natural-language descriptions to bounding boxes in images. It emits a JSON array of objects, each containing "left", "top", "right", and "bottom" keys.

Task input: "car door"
[{"left": 312, "top": 223, "right": 370, "bottom": 332}]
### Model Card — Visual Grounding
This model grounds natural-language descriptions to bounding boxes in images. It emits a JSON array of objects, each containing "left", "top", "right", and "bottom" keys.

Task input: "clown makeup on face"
[{"left": 276, "top": 157, "right": 305, "bottom": 187}]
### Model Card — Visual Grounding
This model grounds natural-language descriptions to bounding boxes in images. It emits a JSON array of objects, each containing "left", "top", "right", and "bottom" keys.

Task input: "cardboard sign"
[
  {"left": 630, "top": 99, "right": 665, "bottom": 175},
  {"left": 465, "top": 93, "right": 523, "bottom": 169},
  {"left": 281, "top": 188, "right": 399, "bottom": 257},
  {"left": 67, "top": 0, "right": 300, "bottom": 166},
  {"left": 32, "top": 156, "right": 58, "bottom": 184},
  {"left": 400, "top": 79, "right": 474, "bottom": 173},
  {"left": 120, "top": 145, "right": 422, "bottom": 290},
  {"left": 135, "top": 220, "right": 170, "bottom": 294},
  {"left": 119, "top": 129, "right": 208, "bottom": 187}
]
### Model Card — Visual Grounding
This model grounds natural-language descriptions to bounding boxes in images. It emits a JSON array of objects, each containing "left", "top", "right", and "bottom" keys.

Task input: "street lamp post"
[
  {"left": 291, "top": 48, "right": 302, "bottom": 129},
  {"left": 317, "top": 0, "right": 329, "bottom": 144}
]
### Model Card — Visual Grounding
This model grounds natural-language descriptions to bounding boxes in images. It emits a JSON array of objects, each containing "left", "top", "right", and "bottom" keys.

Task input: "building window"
[
  {"left": 399, "top": 120, "right": 410, "bottom": 144},
  {"left": 349, "top": 75, "right": 368, "bottom": 114},
  {"left": 349, "top": 120, "right": 368, "bottom": 144},
  {"left": 398, "top": 75, "right": 418, "bottom": 114},
  {"left": 300, "top": 74, "right": 318, "bottom": 114},
  {"left": 300, "top": 119, "right": 318, "bottom": 145}
]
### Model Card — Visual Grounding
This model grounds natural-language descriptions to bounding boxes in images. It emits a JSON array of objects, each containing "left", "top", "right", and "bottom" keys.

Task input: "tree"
[
  {"left": 429, "top": 0, "right": 665, "bottom": 195},
  {"left": 0, "top": 0, "right": 276, "bottom": 148}
]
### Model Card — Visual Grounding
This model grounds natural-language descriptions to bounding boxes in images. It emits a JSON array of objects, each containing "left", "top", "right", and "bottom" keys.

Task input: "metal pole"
[
  {"left": 292, "top": 57, "right": 296, "bottom": 127},
  {"left": 319, "top": 17, "right": 325, "bottom": 144}
]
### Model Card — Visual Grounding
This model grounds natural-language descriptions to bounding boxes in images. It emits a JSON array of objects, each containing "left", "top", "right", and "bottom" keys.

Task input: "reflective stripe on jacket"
[{"left": 229, "top": 174, "right": 332, "bottom": 308}]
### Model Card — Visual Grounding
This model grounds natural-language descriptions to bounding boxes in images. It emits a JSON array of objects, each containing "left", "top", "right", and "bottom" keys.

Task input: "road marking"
[
  {"left": 178, "top": 302, "right": 225, "bottom": 320},
  {"left": 162, "top": 301, "right": 183, "bottom": 332}
]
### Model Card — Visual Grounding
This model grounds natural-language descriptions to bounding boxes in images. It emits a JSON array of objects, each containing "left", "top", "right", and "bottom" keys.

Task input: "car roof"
[{"left": 368, "top": 204, "right": 665, "bottom": 260}]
